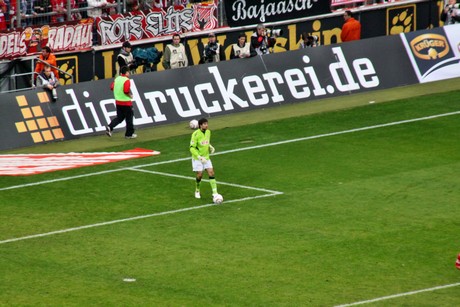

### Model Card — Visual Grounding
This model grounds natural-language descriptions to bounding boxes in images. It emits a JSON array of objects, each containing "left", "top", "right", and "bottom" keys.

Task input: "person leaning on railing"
[
  {"left": 36, "top": 64, "right": 59, "bottom": 101},
  {"left": 34, "top": 46, "right": 59, "bottom": 84}
]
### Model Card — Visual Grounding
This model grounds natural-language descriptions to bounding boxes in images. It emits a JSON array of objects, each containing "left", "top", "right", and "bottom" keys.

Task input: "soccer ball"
[
  {"left": 213, "top": 194, "right": 224, "bottom": 204},
  {"left": 189, "top": 119, "right": 198, "bottom": 129}
]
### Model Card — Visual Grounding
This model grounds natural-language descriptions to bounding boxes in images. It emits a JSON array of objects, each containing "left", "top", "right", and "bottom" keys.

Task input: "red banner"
[
  {"left": 0, "top": 20, "right": 93, "bottom": 59},
  {"left": 97, "top": 4, "right": 217, "bottom": 45},
  {"left": 0, "top": 3, "right": 218, "bottom": 59}
]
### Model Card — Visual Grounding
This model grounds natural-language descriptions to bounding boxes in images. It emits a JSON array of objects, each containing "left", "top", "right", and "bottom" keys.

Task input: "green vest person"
[{"left": 105, "top": 66, "right": 137, "bottom": 139}]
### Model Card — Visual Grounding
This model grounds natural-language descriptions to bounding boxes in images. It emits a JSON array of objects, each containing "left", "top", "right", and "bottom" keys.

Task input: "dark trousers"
[{"left": 108, "top": 105, "right": 135, "bottom": 137}]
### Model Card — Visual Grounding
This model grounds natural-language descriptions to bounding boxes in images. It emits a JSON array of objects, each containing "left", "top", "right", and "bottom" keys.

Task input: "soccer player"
[{"left": 190, "top": 118, "right": 219, "bottom": 200}]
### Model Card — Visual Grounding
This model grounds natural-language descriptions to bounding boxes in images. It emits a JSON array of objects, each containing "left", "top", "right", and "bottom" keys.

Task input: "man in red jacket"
[{"left": 341, "top": 10, "right": 361, "bottom": 42}]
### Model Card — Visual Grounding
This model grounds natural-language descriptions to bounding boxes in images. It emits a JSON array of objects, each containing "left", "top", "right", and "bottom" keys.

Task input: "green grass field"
[{"left": 1, "top": 80, "right": 460, "bottom": 306}]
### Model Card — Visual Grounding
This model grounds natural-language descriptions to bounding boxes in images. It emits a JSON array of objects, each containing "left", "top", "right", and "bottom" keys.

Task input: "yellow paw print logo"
[
  {"left": 390, "top": 9, "right": 414, "bottom": 35},
  {"left": 58, "top": 61, "right": 75, "bottom": 86}
]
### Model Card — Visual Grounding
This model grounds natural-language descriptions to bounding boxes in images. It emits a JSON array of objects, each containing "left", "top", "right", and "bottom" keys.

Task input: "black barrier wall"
[
  {"left": 9, "top": 0, "right": 440, "bottom": 86},
  {"left": 0, "top": 32, "right": 421, "bottom": 151},
  {"left": 4, "top": 22, "right": 460, "bottom": 151}
]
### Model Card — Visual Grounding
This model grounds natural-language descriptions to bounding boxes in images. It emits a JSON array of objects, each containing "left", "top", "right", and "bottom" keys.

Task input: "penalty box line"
[
  {"left": 0, "top": 191, "right": 281, "bottom": 246},
  {"left": 0, "top": 155, "right": 283, "bottom": 247},
  {"left": 128, "top": 168, "right": 283, "bottom": 195},
  {"left": 0, "top": 168, "right": 282, "bottom": 245}
]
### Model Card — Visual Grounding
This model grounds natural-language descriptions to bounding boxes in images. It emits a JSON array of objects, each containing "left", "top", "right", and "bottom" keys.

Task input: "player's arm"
[
  {"left": 190, "top": 133, "right": 200, "bottom": 160},
  {"left": 123, "top": 79, "right": 132, "bottom": 98}
]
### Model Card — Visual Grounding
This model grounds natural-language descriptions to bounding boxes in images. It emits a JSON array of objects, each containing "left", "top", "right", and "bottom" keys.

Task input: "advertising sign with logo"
[
  {"left": 401, "top": 24, "right": 460, "bottom": 83},
  {"left": 0, "top": 93, "right": 65, "bottom": 150},
  {"left": 223, "top": 0, "right": 331, "bottom": 27},
  {"left": 0, "top": 33, "right": 420, "bottom": 151},
  {"left": 385, "top": 4, "right": 417, "bottom": 35}
]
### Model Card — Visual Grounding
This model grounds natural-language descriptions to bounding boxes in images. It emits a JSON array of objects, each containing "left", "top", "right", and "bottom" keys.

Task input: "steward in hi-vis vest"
[
  {"left": 105, "top": 66, "right": 137, "bottom": 139},
  {"left": 230, "top": 33, "right": 257, "bottom": 59},
  {"left": 162, "top": 34, "right": 189, "bottom": 69}
]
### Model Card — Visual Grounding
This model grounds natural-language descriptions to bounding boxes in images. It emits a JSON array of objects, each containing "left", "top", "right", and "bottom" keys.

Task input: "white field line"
[
  {"left": 334, "top": 282, "right": 460, "bottom": 306},
  {"left": 128, "top": 168, "right": 283, "bottom": 195},
  {"left": 1, "top": 164, "right": 283, "bottom": 245},
  {"left": 1, "top": 110, "right": 459, "bottom": 192},
  {"left": 0, "top": 156, "right": 285, "bottom": 246},
  {"left": 2, "top": 111, "right": 459, "bottom": 304},
  {"left": 0, "top": 168, "right": 122, "bottom": 191},
  {"left": 0, "top": 193, "right": 279, "bottom": 245}
]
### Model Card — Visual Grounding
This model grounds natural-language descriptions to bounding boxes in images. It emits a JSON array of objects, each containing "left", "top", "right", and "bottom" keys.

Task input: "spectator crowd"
[{"left": 0, "top": 0, "right": 206, "bottom": 30}]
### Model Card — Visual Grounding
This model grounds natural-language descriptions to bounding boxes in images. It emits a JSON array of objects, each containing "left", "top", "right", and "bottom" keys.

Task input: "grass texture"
[{"left": 1, "top": 84, "right": 460, "bottom": 306}]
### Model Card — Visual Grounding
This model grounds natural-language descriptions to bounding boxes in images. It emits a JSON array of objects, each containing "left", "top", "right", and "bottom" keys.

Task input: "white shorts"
[{"left": 192, "top": 158, "right": 213, "bottom": 172}]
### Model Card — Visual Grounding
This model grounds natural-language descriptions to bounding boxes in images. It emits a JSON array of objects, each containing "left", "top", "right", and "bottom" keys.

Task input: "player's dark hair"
[
  {"left": 198, "top": 118, "right": 208, "bottom": 126},
  {"left": 120, "top": 66, "right": 129, "bottom": 75}
]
